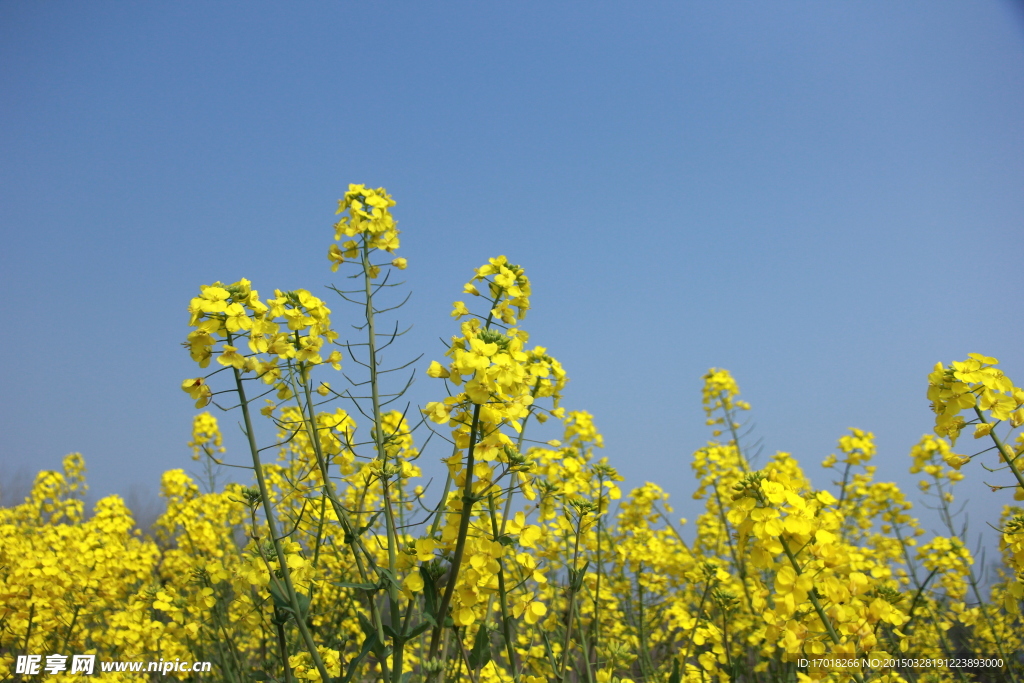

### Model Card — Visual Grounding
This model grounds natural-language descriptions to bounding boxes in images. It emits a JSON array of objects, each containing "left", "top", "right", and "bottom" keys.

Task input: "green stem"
[
  {"left": 357, "top": 236, "right": 406, "bottom": 683},
  {"left": 59, "top": 603, "right": 81, "bottom": 656},
  {"left": 711, "top": 482, "right": 755, "bottom": 614},
  {"left": 681, "top": 578, "right": 714, "bottom": 668},
  {"left": 634, "top": 567, "right": 653, "bottom": 681},
  {"left": 936, "top": 476, "right": 1018, "bottom": 683},
  {"left": 592, "top": 476, "right": 605, "bottom": 666},
  {"left": 572, "top": 606, "right": 595, "bottom": 683},
  {"left": 275, "top": 619, "right": 294, "bottom": 683},
  {"left": 559, "top": 514, "right": 585, "bottom": 680},
  {"left": 429, "top": 462, "right": 455, "bottom": 539},
  {"left": 231, "top": 358, "right": 332, "bottom": 683},
  {"left": 295, "top": 370, "right": 390, "bottom": 678},
  {"left": 429, "top": 403, "right": 483, "bottom": 659},
  {"left": 22, "top": 600, "right": 35, "bottom": 654},
  {"left": 720, "top": 608, "right": 734, "bottom": 676},
  {"left": 976, "top": 407, "right": 1024, "bottom": 491},
  {"left": 210, "top": 585, "right": 246, "bottom": 683},
  {"left": 487, "top": 495, "right": 520, "bottom": 681},
  {"left": 778, "top": 537, "right": 865, "bottom": 683},
  {"left": 454, "top": 628, "right": 481, "bottom": 683},
  {"left": 722, "top": 398, "right": 750, "bottom": 473}
]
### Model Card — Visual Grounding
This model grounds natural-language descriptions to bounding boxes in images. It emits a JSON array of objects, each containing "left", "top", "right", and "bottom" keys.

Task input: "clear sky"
[{"left": 2, "top": 2, "right": 1022, "bottom": 569}]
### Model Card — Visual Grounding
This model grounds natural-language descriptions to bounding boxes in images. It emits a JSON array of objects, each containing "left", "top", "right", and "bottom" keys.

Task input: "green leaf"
[
  {"left": 268, "top": 584, "right": 293, "bottom": 625},
  {"left": 356, "top": 612, "right": 375, "bottom": 637},
  {"left": 268, "top": 583, "right": 290, "bottom": 611},
  {"left": 420, "top": 566, "right": 439, "bottom": 620},
  {"left": 468, "top": 624, "right": 492, "bottom": 669},
  {"left": 336, "top": 582, "right": 379, "bottom": 592},
  {"left": 339, "top": 631, "right": 379, "bottom": 683},
  {"left": 405, "top": 620, "right": 432, "bottom": 640},
  {"left": 376, "top": 566, "right": 398, "bottom": 588},
  {"left": 267, "top": 583, "right": 311, "bottom": 622},
  {"left": 296, "top": 591, "right": 311, "bottom": 619},
  {"left": 669, "top": 657, "right": 681, "bottom": 683},
  {"left": 343, "top": 510, "right": 382, "bottom": 545},
  {"left": 355, "top": 510, "right": 384, "bottom": 537}
]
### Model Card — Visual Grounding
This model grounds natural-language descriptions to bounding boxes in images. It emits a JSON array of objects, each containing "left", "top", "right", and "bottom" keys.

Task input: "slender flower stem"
[
  {"left": 429, "top": 403, "right": 483, "bottom": 659},
  {"left": 560, "top": 520, "right": 585, "bottom": 681},
  {"left": 230, "top": 358, "right": 332, "bottom": 683},
  {"left": 778, "top": 536, "right": 865, "bottom": 683},
  {"left": 297, "top": 378, "right": 390, "bottom": 678},
  {"left": 361, "top": 239, "right": 401, "bottom": 578},
  {"left": 487, "top": 494, "right": 520, "bottom": 681},
  {"left": 975, "top": 407, "right": 1024, "bottom": 491}
]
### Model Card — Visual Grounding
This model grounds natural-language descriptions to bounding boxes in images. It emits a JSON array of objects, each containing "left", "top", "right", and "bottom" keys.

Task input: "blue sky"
[{"left": 2, "top": 2, "right": 1022, "bottom": 565}]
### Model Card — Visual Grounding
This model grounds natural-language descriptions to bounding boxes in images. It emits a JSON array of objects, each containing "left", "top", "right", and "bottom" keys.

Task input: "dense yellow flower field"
[{"left": 2, "top": 186, "right": 1022, "bottom": 682}]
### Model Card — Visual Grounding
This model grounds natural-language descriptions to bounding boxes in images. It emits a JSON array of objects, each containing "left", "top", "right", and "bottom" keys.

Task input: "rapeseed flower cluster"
[{"left": 3, "top": 188, "right": 1022, "bottom": 683}]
